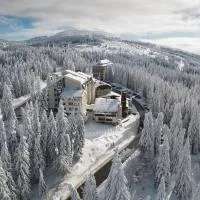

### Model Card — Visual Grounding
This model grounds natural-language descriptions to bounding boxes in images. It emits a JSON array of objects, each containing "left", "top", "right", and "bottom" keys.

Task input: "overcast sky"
[{"left": 0, "top": 0, "right": 200, "bottom": 53}]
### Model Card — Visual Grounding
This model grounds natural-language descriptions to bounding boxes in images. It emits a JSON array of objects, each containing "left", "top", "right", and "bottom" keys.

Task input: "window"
[
  {"left": 98, "top": 117, "right": 105, "bottom": 121},
  {"left": 95, "top": 114, "right": 105, "bottom": 116}
]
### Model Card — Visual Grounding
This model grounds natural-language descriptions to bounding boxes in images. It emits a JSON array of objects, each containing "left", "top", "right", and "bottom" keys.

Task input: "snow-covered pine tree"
[
  {"left": 38, "top": 88, "right": 48, "bottom": 117},
  {"left": 0, "top": 159, "right": 11, "bottom": 200},
  {"left": 169, "top": 103, "right": 182, "bottom": 148},
  {"left": 174, "top": 137, "right": 193, "bottom": 200},
  {"left": 39, "top": 168, "right": 48, "bottom": 200},
  {"left": 114, "top": 161, "right": 131, "bottom": 200},
  {"left": 35, "top": 76, "right": 41, "bottom": 98},
  {"left": 41, "top": 110, "right": 48, "bottom": 161},
  {"left": 14, "top": 125, "right": 30, "bottom": 200},
  {"left": 1, "top": 83, "right": 13, "bottom": 120},
  {"left": 163, "top": 102, "right": 172, "bottom": 125},
  {"left": 73, "top": 114, "right": 85, "bottom": 161},
  {"left": 0, "top": 118, "right": 7, "bottom": 152},
  {"left": 161, "top": 125, "right": 171, "bottom": 148},
  {"left": 168, "top": 102, "right": 185, "bottom": 175},
  {"left": 46, "top": 110, "right": 57, "bottom": 164},
  {"left": 24, "top": 73, "right": 31, "bottom": 96},
  {"left": 21, "top": 107, "right": 33, "bottom": 150},
  {"left": 33, "top": 131, "right": 45, "bottom": 180},
  {"left": 54, "top": 131, "right": 72, "bottom": 174},
  {"left": 30, "top": 75, "right": 37, "bottom": 101},
  {"left": 155, "top": 176, "right": 166, "bottom": 200},
  {"left": 139, "top": 111, "right": 154, "bottom": 160},
  {"left": 65, "top": 132, "right": 73, "bottom": 164},
  {"left": 29, "top": 101, "right": 34, "bottom": 125},
  {"left": 187, "top": 104, "right": 200, "bottom": 154},
  {"left": 68, "top": 183, "right": 81, "bottom": 200},
  {"left": 154, "top": 112, "right": 164, "bottom": 155},
  {"left": 105, "top": 152, "right": 120, "bottom": 199},
  {"left": 0, "top": 141, "right": 17, "bottom": 200},
  {"left": 32, "top": 100, "right": 41, "bottom": 136},
  {"left": 182, "top": 95, "right": 192, "bottom": 131},
  {"left": 155, "top": 134, "right": 170, "bottom": 186},
  {"left": 68, "top": 111, "right": 77, "bottom": 143},
  {"left": 56, "top": 100, "right": 68, "bottom": 149},
  {"left": 5, "top": 110, "right": 17, "bottom": 159},
  {"left": 0, "top": 120, "right": 18, "bottom": 199},
  {"left": 83, "top": 173, "right": 98, "bottom": 200},
  {"left": 170, "top": 128, "right": 185, "bottom": 174},
  {"left": 4, "top": 170, "right": 18, "bottom": 200},
  {"left": 13, "top": 75, "right": 21, "bottom": 98},
  {"left": 1, "top": 84, "right": 17, "bottom": 156},
  {"left": 105, "top": 156, "right": 130, "bottom": 200}
]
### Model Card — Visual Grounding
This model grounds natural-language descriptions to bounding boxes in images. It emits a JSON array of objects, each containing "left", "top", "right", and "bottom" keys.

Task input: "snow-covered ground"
[
  {"left": 76, "top": 40, "right": 160, "bottom": 58},
  {"left": 48, "top": 113, "right": 140, "bottom": 200}
]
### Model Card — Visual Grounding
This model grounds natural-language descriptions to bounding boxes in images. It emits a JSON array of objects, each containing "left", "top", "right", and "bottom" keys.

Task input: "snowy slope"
[{"left": 72, "top": 37, "right": 200, "bottom": 69}]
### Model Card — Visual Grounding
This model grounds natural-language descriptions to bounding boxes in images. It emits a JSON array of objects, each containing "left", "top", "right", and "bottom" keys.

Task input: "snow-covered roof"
[
  {"left": 101, "top": 91, "right": 121, "bottom": 98},
  {"left": 77, "top": 72, "right": 92, "bottom": 79},
  {"left": 95, "top": 59, "right": 113, "bottom": 67},
  {"left": 100, "top": 59, "right": 112, "bottom": 65},
  {"left": 60, "top": 88, "right": 83, "bottom": 98},
  {"left": 95, "top": 80, "right": 111, "bottom": 88},
  {"left": 64, "top": 70, "right": 93, "bottom": 84},
  {"left": 64, "top": 74, "right": 86, "bottom": 85},
  {"left": 52, "top": 71, "right": 63, "bottom": 77},
  {"left": 93, "top": 98, "right": 120, "bottom": 113}
]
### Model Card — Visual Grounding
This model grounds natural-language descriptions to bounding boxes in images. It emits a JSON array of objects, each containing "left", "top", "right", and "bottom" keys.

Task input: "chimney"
[{"left": 121, "top": 92, "right": 127, "bottom": 118}]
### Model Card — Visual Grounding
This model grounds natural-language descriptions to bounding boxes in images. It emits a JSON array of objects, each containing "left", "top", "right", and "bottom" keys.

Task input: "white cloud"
[
  {"left": 144, "top": 38, "right": 200, "bottom": 54},
  {"left": 1, "top": 0, "right": 200, "bottom": 35}
]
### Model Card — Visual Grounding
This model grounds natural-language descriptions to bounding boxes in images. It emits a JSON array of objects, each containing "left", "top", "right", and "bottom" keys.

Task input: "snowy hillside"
[
  {"left": 20, "top": 30, "right": 200, "bottom": 72},
  {"left": 24, "top": 28, "right": 116, "bottom": 47}
]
